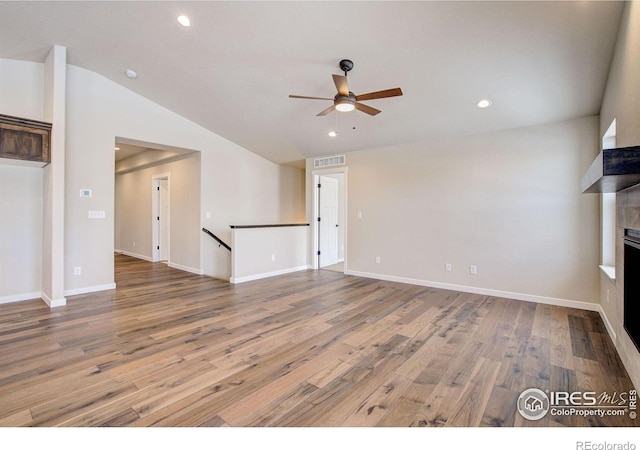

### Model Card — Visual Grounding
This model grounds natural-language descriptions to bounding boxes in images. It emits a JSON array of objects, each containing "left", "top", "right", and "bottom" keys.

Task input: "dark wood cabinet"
[{"left": 0, "top": 114, "right": 52, "bottom": 165}]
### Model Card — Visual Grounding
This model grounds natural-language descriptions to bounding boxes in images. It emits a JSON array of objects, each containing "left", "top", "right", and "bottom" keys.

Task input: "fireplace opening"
[{"left": 624, "top": 229, "right": 640, "bottom": 352}]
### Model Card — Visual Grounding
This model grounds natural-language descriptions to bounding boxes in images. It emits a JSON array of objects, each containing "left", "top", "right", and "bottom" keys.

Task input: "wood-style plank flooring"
[{"left": 0, "top": 254, "right": 636, "bottom": 427}]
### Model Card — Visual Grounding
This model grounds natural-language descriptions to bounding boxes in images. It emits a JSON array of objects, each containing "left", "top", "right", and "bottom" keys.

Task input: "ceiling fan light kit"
[
  {"left": 335, "top": 96, "right": 356, "bottom": 112},
  {"left": 289, "top": 59, "right": 402, "bottom": 117}
]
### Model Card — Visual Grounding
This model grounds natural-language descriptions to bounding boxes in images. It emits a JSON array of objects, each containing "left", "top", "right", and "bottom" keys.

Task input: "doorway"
[
  {"left": 314, "top": 170, "right": 346, "bottom": 272},
  {"left": 152, "top": 174, "right": 170, "bottom": 263}
]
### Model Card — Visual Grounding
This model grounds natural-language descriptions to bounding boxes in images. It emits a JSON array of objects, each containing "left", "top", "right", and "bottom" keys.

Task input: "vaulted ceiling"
[{"left": 0, "top": 1, "right": 625, "bottom": 165}]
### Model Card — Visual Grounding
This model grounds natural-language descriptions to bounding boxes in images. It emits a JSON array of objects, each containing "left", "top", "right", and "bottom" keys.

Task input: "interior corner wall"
[
  {"left": 42, "top": 45, "right": 66, "bottom": 306},
  {"left": 0, "top": 58, "right": 45, "bottom": 302},
  {"left": 598, "top": 0, "right": 640, "bottom": 389},
  {"left": 342, "top": 116, "right": 600, "bottom": 306},
  {"left": 115, "top": 154, "right": 201, "bottom": 273},
  {"left": 199, "top": 150, "right": 305, "bottom": 281}
]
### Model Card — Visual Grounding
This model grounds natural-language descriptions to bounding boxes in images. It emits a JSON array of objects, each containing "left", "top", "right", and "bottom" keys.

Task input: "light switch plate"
[{"left": 88, "top": 210, "right": 106, "bottom": 219}]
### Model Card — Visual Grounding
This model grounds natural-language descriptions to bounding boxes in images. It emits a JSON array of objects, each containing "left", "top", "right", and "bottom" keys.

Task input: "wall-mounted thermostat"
[{"left": 80, "top": 189, "right": 92, "bottom": 198}]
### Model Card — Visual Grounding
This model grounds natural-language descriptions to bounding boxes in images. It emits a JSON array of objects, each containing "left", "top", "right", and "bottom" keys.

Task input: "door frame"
[
  {"left": 311, "top": 167, "right": 347, "bottom": 270},
  {"left": 152, "top": 172, "right": 170, "bottom": 263}
]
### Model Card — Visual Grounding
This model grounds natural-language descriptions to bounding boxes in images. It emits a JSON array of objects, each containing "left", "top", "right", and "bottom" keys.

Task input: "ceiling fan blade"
[
  {"left": 289, "top": 95, "right": 334, "bottom": 100},
  {"left": 355, "top": 87, "right": 403, "bottom": 101},
  {"left": 332, "top": 74, "right": 349, "bottom": 97},
  {"left": 316, "top": 105, "right": 337, "bottom": 116},
  {"left": 354, "top": 102, "right": 381, "bottom": 116}
]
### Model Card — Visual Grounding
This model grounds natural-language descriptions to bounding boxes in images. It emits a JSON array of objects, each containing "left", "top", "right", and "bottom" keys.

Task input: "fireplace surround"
[{"left": 624, "top": 229, "right": 640, "bottom": 352}]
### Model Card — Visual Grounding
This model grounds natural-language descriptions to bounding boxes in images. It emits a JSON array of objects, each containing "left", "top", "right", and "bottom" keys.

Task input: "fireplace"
[{"left": 624, "top": 229, "right": 640, "bottom": 352}]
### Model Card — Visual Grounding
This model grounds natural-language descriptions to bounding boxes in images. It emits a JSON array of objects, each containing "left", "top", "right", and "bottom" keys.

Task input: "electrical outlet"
[
  {"left": 375, "top": 256, "right": 381, "bottom": 264},
  {"left": 470, "top": 265, "right": 477, "bottom": 275},
  {"left": 74, "top": 266, "right": 81, "bottom": 276},
  {"left": 133, "top": 241, "right": 136, "bottom": 247},
  {"left": 445, "top": 263, "right": 452, "bottom": 272},
  {"left": 357, "top": 212, "right": 363, "bottom": 219},
  {"left": 271, "top": 254, "right": 276, "bottom": 262}
]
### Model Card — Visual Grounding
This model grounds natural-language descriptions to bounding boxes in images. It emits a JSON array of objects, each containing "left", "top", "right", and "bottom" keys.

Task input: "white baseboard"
[
  {"left": 0, "top": 291, "right": 41, "bottom": 305},
  {"left": 41, "top": 291, "right": 66, "bottom": 308},
  {"left": 345, "top": 270, "right": 601, "bottom": 312},
  {"left": 64, "top": 283, "right": 116, "bottom": 297},
  {"left": 116, "top": 250, "right": 203, "bottom": 275},
  {"left": 115, "top": 249, "right": 153, "bottom": 262},
  {"left": 231, "top": 265, "right": 311, "bottom": 284},
  {"left": 168, "top": 262, "right": 204, "bottom": 275},
  {"left": 597, "top": 305, "right": 617, "bottom": 343}
]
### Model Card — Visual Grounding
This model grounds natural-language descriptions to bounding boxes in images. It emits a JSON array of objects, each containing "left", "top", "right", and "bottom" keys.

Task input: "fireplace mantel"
[{"left": 581, "top": 146, "right": 640, "bottom": 193}]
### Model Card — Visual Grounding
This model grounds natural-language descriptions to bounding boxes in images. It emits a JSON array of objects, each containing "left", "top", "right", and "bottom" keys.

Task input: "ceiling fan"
[{"left": 289, "top": 59, "right": 403, "bottom": 117}]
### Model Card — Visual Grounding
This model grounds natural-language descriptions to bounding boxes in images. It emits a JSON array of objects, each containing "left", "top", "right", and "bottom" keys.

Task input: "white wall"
[
  {"left": 308, "top": 116, "right": 600, "bottom": 307},
  {"left": 598, "top": 1, "right": 640, "bottom": 389},
  {"left": 62, "top": 63, "right": 305, "bottom": 291},
  {"left": 0, "top": 58, "right": 45, "bottom": 302},
  {"left": 0, "top": 165, "right": 43, "bottom": 302},
  {"left": 0, "top": 59, "right": 44, "bottom": 121},
  {"left": 231, "top": 226, "right": 309, "bottom": 283},
  {"left": 115, "top": 154, "right": 201, "bottom": 273}
]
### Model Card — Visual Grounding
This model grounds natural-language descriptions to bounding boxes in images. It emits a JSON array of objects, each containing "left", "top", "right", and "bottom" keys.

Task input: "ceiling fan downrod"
[{"left": 339, "top": 59, "right": 354, "bottom": 77}]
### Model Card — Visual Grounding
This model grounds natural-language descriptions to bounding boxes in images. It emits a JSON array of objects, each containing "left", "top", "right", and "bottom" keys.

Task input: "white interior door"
[
  {"left": 158, "top": 179, "right": 169, "bottom": 261},
  {"left": 319, "top": 175, "right": 339, "bottom": 267},
  {"left": 152, "top": 175, "right": 170, "bottom": 262}
]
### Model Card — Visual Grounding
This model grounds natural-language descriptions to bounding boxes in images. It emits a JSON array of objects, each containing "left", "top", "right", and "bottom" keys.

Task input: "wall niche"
[{"left": 0, "top": 114, "right": 51, "bottom": 167}]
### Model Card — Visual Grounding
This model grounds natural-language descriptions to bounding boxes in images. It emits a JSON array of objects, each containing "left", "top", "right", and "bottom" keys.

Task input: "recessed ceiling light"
[
  {"left": 328, "top": 131, "right": 337, "bottom": 137},
  {"left": 177, "top": 15, "right": 191, "bottom": 27},
  {"left": 125, "top": 69, "right": 138, "bottom": 79},
  {"left": 477, "top": 99, "right": 492, "bottom": 108}
]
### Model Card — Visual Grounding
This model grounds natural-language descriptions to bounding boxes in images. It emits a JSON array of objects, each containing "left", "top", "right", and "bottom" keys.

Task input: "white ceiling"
[{"left": 0, "top": 1, "right": 625, "bottom": 165}]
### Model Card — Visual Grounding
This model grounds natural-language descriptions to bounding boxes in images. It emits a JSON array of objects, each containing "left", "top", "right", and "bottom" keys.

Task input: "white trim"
[
  {"left": 231, "top": 265, "right": 311, "bottom": 284},
  {"left": 116, "top": 249, "right": 153, "bottom": 262},
  {"left": 0, "top": 291, "right": 41, "bottom": 305},
  {"left": 597, "top": 304, "right": 617, "bottom": 343},
  {"left": 64, "top": 283, "right": 116, "bottom": 297},
  {"left": 168, "top": 262, "right": 204, "bottom": 276},
  {"left": 41, "top": 291, "right": 66, "bottom": 308},
  {"left": 599, "top": 264, "right": 616, "bottom": 281},
  {"left": 118, "top": 250, "right": 203, "bottom": 275},
  {"left": 344, "top": 270, "right": 601, "bottom": 312}
]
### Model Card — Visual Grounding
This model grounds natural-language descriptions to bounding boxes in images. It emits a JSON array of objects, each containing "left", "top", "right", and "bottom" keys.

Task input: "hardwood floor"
[{"left": 0, "top": 254, "right": 636, "bottom": 427}]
